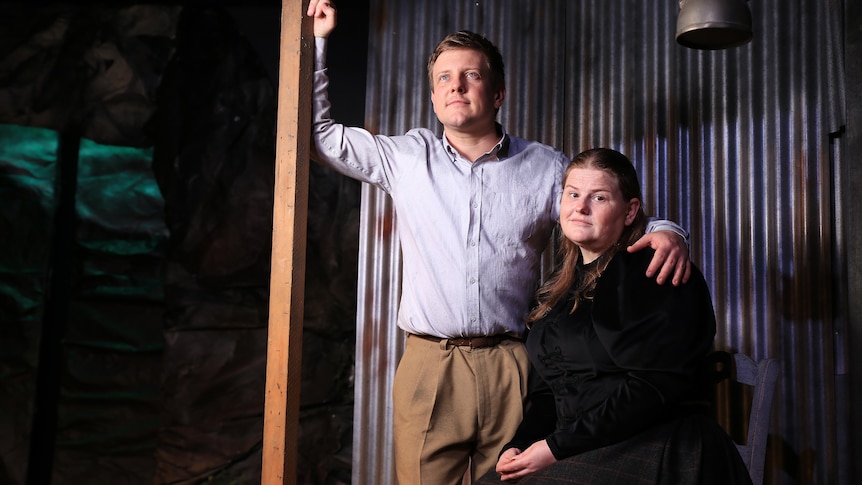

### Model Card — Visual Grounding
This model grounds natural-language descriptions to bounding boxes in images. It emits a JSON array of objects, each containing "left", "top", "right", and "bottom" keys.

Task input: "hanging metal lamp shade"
[{"left": 676, "top": 0, "right": 753, "bottom": 50}]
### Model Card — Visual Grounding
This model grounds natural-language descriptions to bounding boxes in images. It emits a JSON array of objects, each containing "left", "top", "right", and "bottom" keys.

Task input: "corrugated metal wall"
[{"left": 351, "top": 1, "right": 848, "bottom": 484}]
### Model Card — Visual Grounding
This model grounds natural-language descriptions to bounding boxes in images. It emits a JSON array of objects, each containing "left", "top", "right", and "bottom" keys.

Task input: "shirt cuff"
[
  {"left": 645, "top": 217, "right": 691, "bottom": 248},
  {"left": 315, "top": 36, "right": 327, "bottom": 71}
]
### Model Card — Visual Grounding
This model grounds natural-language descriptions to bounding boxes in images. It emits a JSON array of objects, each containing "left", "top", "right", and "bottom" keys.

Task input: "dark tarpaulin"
[
  {"left": 0, "top": 3, "right": 359, "bottom": 484},
  {"left": 0, "top": 123, "right": 167, "bottom": 483},
  {"left": 0, "top": 124, "right": 59, "bottom": 485}
]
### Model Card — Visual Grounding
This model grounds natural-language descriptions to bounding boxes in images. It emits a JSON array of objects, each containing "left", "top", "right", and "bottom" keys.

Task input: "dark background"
[{"left": 0, "top": 1, "right": 370, "bottom": 483}]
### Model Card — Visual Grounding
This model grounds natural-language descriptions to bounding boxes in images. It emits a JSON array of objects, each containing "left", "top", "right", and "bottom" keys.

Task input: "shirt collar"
[{"left": 443, "top": 123, "right": 509, "bottom": 162}]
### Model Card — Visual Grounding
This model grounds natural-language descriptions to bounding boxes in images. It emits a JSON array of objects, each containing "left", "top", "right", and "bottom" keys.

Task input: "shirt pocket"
[{"left": 485, "top": 192, "right": 540, "bottom": 245}]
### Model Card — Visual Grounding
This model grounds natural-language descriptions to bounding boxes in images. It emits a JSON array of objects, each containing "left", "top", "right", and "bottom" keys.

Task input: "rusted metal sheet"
[{"left": 353, "top": 1, "right": 847, "bottom": 484}]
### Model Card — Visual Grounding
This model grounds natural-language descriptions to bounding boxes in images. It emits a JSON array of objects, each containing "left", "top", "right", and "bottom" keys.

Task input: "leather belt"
[{"left": 412, "top": 333, "right": 518, "bottom": 349}]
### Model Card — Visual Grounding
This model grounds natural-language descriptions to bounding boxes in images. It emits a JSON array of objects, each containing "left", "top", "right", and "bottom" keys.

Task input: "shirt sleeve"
[
  {"left": 644, "top": 217, "right": 691, "bottom": 247},
  {"left": 544, "top": 250, "right": 717, "bottom": 459},
  {"left": 501, "top": 360, "right": 557, "bottom": 455},
  {"left": 311, "top": 38, "right": 392, "bottom": 190},
  {"left": 315, "top": 36, "right": 327, "bottom": 70}
]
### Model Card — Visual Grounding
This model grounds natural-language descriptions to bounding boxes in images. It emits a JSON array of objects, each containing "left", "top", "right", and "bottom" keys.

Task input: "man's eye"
[
  {"left": 466, "top": 72, "right": 478, "bottom": 79},
  {"left": 439, "top": 74, "right": 449, "bottom": 82}
]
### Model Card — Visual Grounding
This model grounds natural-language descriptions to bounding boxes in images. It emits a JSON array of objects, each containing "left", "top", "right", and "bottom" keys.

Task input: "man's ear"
[{"left": 494, "top": 87, "right": 506, "bottom": 109}]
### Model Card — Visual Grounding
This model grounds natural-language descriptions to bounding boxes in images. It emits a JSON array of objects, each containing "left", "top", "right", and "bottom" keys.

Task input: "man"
[{"left": 306, "top": 2, "right": 691, "bottom": 483}]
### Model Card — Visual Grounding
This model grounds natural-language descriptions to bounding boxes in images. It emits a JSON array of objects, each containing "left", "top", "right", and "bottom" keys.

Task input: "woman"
[{"left": 477, "top": 148, "right": 752, "bottom": 484}]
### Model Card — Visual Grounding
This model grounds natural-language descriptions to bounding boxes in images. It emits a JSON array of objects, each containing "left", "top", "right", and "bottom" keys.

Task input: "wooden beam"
[{"left": 262, "top": 0, "right": 311, "bottom": 483}]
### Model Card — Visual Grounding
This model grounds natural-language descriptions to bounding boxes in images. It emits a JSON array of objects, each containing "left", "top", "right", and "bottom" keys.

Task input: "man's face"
[{"left": 430, "top": 48, "right": 504, "bottom": 135}]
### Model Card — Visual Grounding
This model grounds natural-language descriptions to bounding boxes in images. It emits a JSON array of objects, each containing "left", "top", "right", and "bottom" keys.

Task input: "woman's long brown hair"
[{"left": 526, "top": 148, "right": 648, "bottom": 324}]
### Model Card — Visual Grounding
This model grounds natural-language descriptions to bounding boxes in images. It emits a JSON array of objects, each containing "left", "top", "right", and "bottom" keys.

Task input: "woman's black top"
[{"left": 505, "top": 248, "right": 717, "bottom": 459}]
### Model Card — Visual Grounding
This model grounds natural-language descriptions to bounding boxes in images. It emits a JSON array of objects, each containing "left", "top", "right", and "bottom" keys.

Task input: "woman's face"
[{"left": 560, "top": 167, "right": 640, "bottom": 263}]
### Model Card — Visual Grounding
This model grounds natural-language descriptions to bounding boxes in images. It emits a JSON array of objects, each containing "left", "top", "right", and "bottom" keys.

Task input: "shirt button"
[{"left": 470, "top": 277, "right": 476, "bottom": 284}]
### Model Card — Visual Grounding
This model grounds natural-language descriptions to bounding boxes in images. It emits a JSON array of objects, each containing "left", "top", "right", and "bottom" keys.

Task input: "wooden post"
[{"left": 262, "top": 0, "right": 312, "bottom": 483}]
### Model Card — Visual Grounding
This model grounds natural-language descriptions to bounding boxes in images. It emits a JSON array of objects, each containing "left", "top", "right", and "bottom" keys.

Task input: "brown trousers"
[{"left": 392, "top": 334, "right": 530, "bottom": 484}]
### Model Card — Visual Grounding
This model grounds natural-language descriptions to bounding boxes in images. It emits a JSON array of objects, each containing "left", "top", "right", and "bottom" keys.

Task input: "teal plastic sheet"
[{"left": 0, "top": 123, "right": 168, "bottom": 484}]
